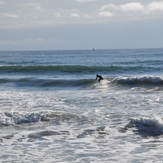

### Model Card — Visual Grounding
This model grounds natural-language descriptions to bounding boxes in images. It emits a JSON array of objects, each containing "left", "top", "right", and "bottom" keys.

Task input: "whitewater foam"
[
  {"left": 0, "top": 110, "right": 90, "bottom": 126},
  {"left": 0, "top": 111, "right": 47, "bottom": 125}
]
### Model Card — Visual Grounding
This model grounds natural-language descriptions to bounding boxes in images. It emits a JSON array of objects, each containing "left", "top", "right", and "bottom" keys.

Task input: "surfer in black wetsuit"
[{"left": 96, "top": 74, "right": 103, "bottom": 82}]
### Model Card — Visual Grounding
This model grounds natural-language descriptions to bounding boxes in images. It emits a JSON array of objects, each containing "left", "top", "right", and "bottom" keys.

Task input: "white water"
[{"left": 1, "top": 83, "right": 163, "bottom": 162}]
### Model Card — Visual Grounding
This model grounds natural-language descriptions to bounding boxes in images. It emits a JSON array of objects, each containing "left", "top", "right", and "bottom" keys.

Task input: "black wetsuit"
[{"left": 96, "top": 74, "right": 103, "bottom": 82}]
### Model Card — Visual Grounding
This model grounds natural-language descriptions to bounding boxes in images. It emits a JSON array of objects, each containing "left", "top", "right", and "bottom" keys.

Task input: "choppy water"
[{"left": 1, "top": 49, "right": 163, "bottom": 162}]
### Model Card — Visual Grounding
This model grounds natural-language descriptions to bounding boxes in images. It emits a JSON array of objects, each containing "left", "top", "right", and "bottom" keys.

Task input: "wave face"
[
  {"left": 0, "top": 77, "right": 97, "bottom": 89},
  {"left": 0, "top": 76, "right": 163, "bottom": 89}
]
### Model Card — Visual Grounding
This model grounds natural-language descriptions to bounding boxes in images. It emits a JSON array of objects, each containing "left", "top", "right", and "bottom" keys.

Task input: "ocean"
[{"left": 0, "top": 48, "right": 163, "bottom": 162}]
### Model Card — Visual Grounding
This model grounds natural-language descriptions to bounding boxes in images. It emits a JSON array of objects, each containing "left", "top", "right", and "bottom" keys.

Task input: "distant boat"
[{"left": 93, "top": 48, "right": 95, "bottom": 51}]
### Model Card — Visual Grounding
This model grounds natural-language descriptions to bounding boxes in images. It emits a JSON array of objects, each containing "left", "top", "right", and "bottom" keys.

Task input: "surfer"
[{"left": 96, "top": 74, "right": 103, "bottom": 82}]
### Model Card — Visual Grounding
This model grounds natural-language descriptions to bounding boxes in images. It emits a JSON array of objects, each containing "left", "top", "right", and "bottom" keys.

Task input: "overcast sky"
[{"left": 0, "top": 0, "right": 163, "bottom": 50}]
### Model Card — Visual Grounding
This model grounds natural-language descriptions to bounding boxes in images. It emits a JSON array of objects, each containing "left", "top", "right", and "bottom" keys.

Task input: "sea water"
[{"left": 1, "top": 49, "right": 163, "bottom": 162}]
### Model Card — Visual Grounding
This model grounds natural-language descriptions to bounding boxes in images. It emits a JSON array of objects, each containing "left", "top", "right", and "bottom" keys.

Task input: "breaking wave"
[
  {"left": 125, "top": 116, "right": 163, "bottom": 137},
  {"left": 0, "top": 111, "right": 89, "bottom": 126},
  {"left": 0, "top": 76, "right": 163, "bottom": 89},
  {"left": 112, "top": 76, "right": 163, "bottom": 86}
]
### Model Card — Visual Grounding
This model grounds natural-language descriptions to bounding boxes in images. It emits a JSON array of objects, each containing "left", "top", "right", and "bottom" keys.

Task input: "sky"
[{"left": 0, "top": 0, "right": 163, "bottom": 50}]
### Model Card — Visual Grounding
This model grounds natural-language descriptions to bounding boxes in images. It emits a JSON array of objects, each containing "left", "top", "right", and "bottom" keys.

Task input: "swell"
[{"left": 0, "top": 65, "right": 157, "bottom": 74}]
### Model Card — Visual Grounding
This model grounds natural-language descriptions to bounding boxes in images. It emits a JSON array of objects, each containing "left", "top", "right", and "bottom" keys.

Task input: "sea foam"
[
  {"left": 0, "top": 110, "right": 89, "bottom": 126},
  {"left": 0, "top": 111, "right": 47, "bottom": 125}
]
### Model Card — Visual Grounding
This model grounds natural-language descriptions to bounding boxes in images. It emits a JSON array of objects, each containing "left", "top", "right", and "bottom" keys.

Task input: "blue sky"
[{"left": 0, "top": 0, "right": 163, "bottom": 50}]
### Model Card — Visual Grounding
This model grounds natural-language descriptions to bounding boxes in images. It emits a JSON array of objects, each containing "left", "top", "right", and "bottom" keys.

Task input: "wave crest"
[{"left": 112, "top": 76, "right": 163, "bottom": 86}]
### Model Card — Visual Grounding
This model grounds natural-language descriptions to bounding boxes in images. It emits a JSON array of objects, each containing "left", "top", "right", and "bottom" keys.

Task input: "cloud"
[
  {"left": 1, "top": 0, "right": 163, "bottom": 30},
  {"left": 119, "top": 2, "right": 144, "bottom": 12},
  {"left": 101, "top": 2, "right": 144, "bottom": 12},
  {"left": 0, "top": 13, "right": 19, "bottom": 18},
  {"left": 101, "top": 1, "right": 163, "bottom": 13},
  {"left": 147, "top": 1, "right": 163, "bottom": 12},
  {"left": 70, "top": 13, "right": 80, "bottom": 17},
  {"left": 98, "top": 11, "right": 114, "bottom": 17},
  {"left": 100, "top": 4, "right": 118, "bottom": 11},
  {"left": 100, "top": 1, "right": 163, "bottom": 19}
]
